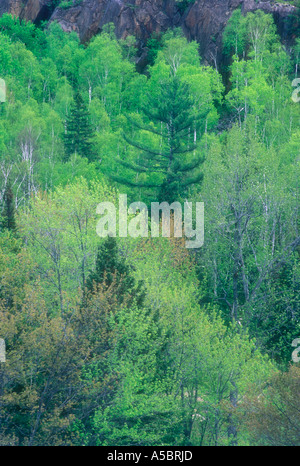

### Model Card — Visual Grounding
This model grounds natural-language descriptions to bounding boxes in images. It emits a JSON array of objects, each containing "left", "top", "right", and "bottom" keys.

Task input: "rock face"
[
  {"left": 50, "top": 0, "right": 182, "bottom": 43},
  {"left": 0, "top": 0, "right": 48, "bottom": 22},
  {"left": 183, "top": 0, "right": 297, "bottom": 66},
  {"left": 182, "top": 0, "right": 243, "bottom": 67},
  {"left": 0, "top": 0, "right": 298, "bottom": 66},
  {"left": 0, "top": 0, "right": 22, "bottom": 17}
]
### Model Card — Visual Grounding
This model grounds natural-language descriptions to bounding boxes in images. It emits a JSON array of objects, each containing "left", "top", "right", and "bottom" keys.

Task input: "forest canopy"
[{"left": 0, "top": 10, "right": 299, "bottom": 446}]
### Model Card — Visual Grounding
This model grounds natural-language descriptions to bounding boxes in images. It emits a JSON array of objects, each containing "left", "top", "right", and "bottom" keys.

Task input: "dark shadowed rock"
[
  {"left": 182, "top": 0, "right": 297, "bottom": 66},
  {"left": 0, "top": 0, "right": 49, "bottom": 22},
  {"left": 182, "top": 0, "right": 243, "bottom": 66},
  {"left": 0, "top": 0, "right": 298, "bottom": 66},
  {"left": 50, "top": 0, "right": 181, "bottom": 45},
  {"left": 0, "top": 0, "right": 23, "bottom": 17}
]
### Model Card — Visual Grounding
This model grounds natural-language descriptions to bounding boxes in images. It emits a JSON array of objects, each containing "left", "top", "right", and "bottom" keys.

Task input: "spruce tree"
[
  {"left": 1, "top": 183, "right": 16, "bottom": 232},
  {"left": 86, "top": 236, "right": 145, "bottom": 307},
  {"left": 113, "top": 75, "right": 204, "bottom": 203},
  {"left": 63, "top": 90, "right": 96, "bottom": 162}
]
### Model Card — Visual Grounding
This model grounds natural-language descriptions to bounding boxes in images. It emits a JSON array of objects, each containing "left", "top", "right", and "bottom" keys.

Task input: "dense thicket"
[{"left": 0, "top": 10, "right": 299, "bottom": 445}]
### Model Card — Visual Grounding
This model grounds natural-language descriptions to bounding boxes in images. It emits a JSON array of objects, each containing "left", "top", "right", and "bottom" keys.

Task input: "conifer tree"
[
  {"left": 86, "top": 236, "right": 145, "bottom": 307},
  {"left": 63, "top": 90, "right": 96, "bottom": 162},
  {"left": 1, "top": 183, "right": 16, "bottom": 232},
  {"left": 113, "top": 75, "right": 204, "bottom": 203}
]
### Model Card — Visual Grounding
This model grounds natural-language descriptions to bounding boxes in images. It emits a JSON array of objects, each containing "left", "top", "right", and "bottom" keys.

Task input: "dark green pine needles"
[
  {"left": 1, "top": 183, "right": 16, "bottom": 232},
  {"left": 86, "top": 236, "right": 145, "bottom": 308},
  {"left": 63, "top": 90, "right": 96, "bottom": 162},
  {"left": 113, "top": 75, "right": 204, "bottom": 203}
]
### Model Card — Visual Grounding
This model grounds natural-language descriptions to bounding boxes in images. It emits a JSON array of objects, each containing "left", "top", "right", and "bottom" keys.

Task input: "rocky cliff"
[{"left": 0, "top": 0, "right": 298, "bottom": 66}]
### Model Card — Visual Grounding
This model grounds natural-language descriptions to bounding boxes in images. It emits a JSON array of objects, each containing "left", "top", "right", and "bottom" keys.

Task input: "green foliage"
[
  {"left": 146, "top": 33, "right": 163, "bottom": 66},
  {"left": 86, "top": 235, "right": 145, "bottom": 307},
  {"left": 0, "top": 13, "right": 46, "bottom": 56},
  {"left": 0, "top": 10, "right": 299, "bottom": 446},
  {"left": 174, "top": 0, "right": 195, "bottom": 14},
  {"left": 63, "top": 90, "right": 96, "bottom": 161},
  {"left": 113, "top": 34, "right": 223, "bottom": 203},
  {"left": 1, "top": 182, "right": 16, "bottom": 232},
  {"left": 223, "top": 9, "right": 247, "bottom": 57},
  {"left": 59, "top": 0, "right": 83, "bottom": 8},
  {"left": 241, "top": 365, "right": 300, "bottom": 445},
  {"left": 115, "top": 74, "right": 204, "bottom": 203}
]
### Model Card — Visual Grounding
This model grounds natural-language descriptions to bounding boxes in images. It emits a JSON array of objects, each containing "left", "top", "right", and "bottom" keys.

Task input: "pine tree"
[
  {"left": 86, "top": 236, "right": 145, "bottom": 307},
  {"left": 63, "top": 90, "right": 96, "bottom": 162},
  {"left": 1, "top": 183, "right": 16, "bottom": 232},
  {"left": 113, "top": 75, "right": 204, "bottom": 203}
]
